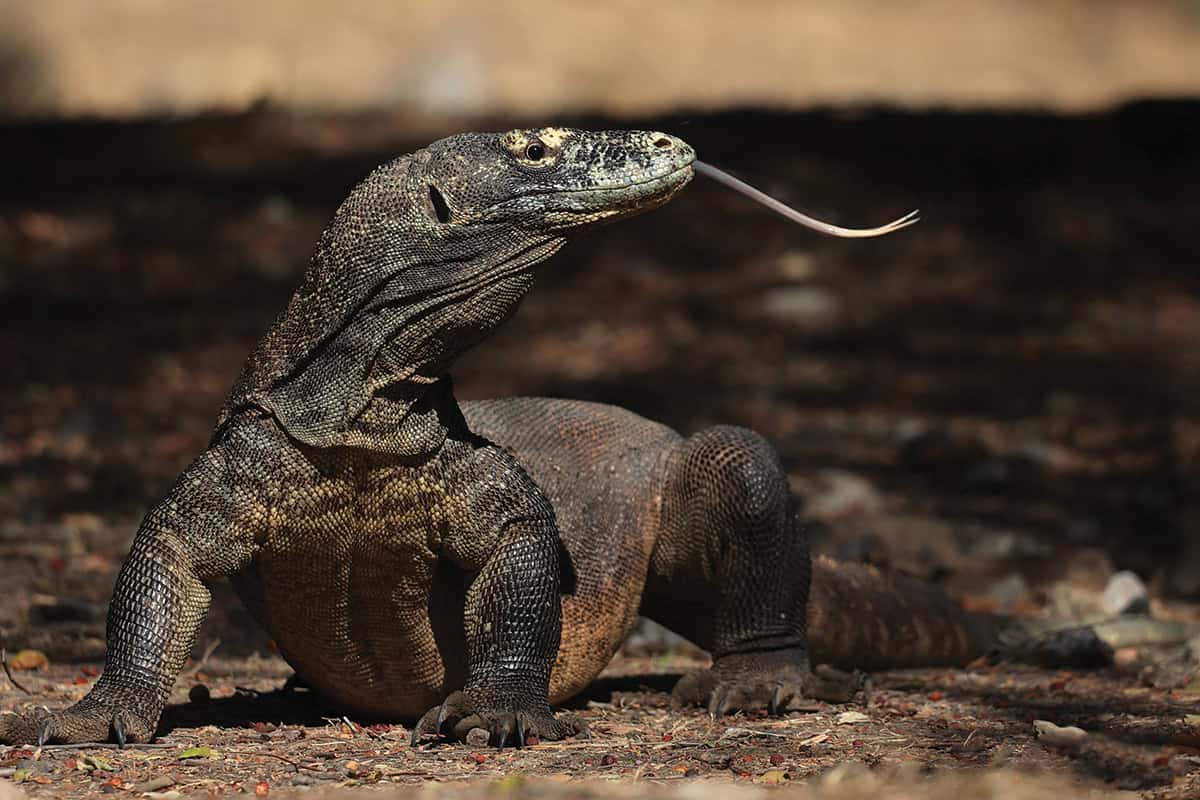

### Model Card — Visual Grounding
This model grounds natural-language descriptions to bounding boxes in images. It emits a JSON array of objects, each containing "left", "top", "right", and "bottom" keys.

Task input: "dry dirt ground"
[{"left": 2, "top": 107, "right": 1200, "bottom": 797}]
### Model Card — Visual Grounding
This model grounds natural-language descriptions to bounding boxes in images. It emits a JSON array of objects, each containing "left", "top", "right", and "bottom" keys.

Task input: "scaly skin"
[
  {"left": 463, "top": 398, "right": 991, "bottom": 717},
  {"left": 0, "top": 127, "right": 695, "bottom": 748}
]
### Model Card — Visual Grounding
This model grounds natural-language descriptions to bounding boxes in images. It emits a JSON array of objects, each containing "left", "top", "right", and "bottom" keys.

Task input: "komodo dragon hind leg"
[
  {"left": 0, "top": 440, "right": 259, "bottom": 746},
  {"left": 638, "top": 426, "right": 859, "bottom": 716}
]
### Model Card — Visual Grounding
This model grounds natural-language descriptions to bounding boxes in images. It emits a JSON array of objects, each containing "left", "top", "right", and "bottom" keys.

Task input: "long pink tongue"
[{"left": 694, "top": 160, "right": 919, "bottom": 238}]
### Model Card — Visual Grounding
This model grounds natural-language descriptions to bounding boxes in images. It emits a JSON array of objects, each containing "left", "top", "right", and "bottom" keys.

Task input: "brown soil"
[{"left": 2, "top": 106, "right": 1200, "bottom": 797}]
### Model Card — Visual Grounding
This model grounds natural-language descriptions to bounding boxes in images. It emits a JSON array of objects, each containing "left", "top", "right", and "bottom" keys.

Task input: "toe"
[
  {"left": 805, "top": 665, "right": 866, "bottom": 703},
  {"left": 670, "top": 670, "right": 716, "bottom": 709},
  {"left": 0, "top": 711, "right": 47, "bottom": 746},
  {"left": 413, "top": 690, "right": 583, "bottom": 748}
]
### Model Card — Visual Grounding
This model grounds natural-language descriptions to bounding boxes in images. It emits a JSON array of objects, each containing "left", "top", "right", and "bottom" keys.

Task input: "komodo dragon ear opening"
[
  {"left": 427, "top": 183, "right": 451, "bottom": 224},
  {"left": 694, "top": 160, "right": 919, "bottom": 238}
]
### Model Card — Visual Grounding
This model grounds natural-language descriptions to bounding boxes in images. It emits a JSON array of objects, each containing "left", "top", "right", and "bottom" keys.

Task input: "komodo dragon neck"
[{"left": 217, "top": 128, "right": 695, "bottom": 455}]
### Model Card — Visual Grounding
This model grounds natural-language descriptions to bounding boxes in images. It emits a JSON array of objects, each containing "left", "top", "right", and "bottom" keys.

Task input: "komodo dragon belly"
[
  {"left": 232, "top": 399, "right": 680, "bottom": 717},
  {"left": 232, "top": 464, "right": 458, "bottom": 718}
]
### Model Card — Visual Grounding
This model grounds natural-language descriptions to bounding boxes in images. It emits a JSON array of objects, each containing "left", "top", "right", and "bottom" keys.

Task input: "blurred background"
[{"left": 2, "top": 0, "right": 1200, "bottom": 651}]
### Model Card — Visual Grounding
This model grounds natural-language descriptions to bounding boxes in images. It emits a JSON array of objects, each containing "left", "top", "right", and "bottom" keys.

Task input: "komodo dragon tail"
[
  {"left": 806, "top": 555, "right": 1000, "bottom": 670},
  {"left": 806, "top": 556, "right": 1200, "bottom": 672}
]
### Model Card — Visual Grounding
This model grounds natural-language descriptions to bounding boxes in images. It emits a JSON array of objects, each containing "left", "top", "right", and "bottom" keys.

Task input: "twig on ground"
[
  {"left": 36, "top": 742, "right": 179, "bottom": 751},
  {"left": 225, "top": 748, "right": 321, "bottom": 772},
  {"left": 183, "top": 639, "right": 221, "bottom": 678},
  {"left": 0, "top": 647, "right": 34, "bottom": 695}
]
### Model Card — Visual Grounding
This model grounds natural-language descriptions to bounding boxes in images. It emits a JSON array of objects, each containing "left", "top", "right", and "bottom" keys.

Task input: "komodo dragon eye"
[{"left": 524, "top": 141, "right": 546, "bottom": 161}]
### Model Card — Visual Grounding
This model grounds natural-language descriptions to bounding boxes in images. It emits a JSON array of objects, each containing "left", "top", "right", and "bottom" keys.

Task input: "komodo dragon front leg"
[
  {"left": 0, "top": 430, "right": 263, "bottom": 745},
  {"left": 409, "top": 439, "right": 585, "bottom": 745}
]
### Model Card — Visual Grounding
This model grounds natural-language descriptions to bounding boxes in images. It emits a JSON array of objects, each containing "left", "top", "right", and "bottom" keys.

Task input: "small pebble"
[
  {"left": 1102, "top": 570, "right": 1150, "bottom": 615},
  {"left": 1033, "top": 719, "right": 1088, "bottom": 748}
]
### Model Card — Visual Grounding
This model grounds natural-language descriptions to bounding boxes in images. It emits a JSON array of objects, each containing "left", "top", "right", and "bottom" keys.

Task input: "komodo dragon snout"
[{"left": 418, "top": 128, "right": 695, "bottom": 230}]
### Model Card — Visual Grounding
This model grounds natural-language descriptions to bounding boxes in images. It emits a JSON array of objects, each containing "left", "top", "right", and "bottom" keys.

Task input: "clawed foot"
[
  {"left": 672, "top": 649, "right": 866, "bottom": 718},
  {"left": 0, "top": 699, "right": 156, "bottom": 746},
  {"left": 410, "top": 689, "right": 588, "bottom": 749}
]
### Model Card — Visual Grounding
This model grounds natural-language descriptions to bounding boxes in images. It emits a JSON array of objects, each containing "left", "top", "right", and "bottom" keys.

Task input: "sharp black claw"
[
  {"left": 769, "top": 686, "right": 782, "bottom": 716},
  {"left": 515, "top": 718, "right": 526, "bottom": 749},
  {"left": 709, "top": 691, "right": 728, "bottom": 720},
  {"left": 36, "top": 718, "right": 52, "bottom": 747},
  {"left": 113, "top": 716, "right": 127, "bottom": 748},
  {"left": 409, "top": 725, "right": 420, "bottom": 747},
  {"left": 435, "top": 698, "right": 450, "bottom": 735}
]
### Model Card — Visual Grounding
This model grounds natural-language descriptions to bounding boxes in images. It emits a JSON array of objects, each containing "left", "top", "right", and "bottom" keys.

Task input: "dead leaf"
[
  {"left": 836, "top": 710, "right": 869, "bottom": 725},
  {"left": 79, "top": 754, "right": 113, "bottom": 772},
  {"left": 177, "top": 746, "right": 214, "bottom": 760},
  {"left": 10, "top": 650, "right": 48, "bottom": 671},
  {"left": 758, "top": 769, "right": 789, "bottom": 784}
]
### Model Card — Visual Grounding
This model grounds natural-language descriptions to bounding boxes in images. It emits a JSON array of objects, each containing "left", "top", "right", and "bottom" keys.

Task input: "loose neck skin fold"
[{"left": 214, "top": 127, "right": 695, "bottom": 455}]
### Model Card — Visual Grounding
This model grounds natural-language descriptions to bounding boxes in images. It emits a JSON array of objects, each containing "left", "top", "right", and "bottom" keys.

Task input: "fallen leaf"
[
  {"left": 836, "top": 711, "right": 869, "bottom": 725},
  {"left": 177, "top": 746, "right": 214, "bottom": 760},
  {"left": 80, "top": 754, "right": 113, "bottom": 772},
  {"left": 10, "top": 649, "right": 49, "bottom": 671},
  {"left": 758, "top": 769, "right": 788, "bottom": 784}
]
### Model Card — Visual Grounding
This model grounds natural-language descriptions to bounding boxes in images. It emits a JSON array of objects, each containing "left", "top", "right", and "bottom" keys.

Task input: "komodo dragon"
[{"left": 0, "top": 127, "right": 988, "bottom": 750}]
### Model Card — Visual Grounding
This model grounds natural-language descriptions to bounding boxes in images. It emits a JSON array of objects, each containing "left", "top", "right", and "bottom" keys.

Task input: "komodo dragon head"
[{"left": 218, "top": 128, "right": 695, "bottom": 452}]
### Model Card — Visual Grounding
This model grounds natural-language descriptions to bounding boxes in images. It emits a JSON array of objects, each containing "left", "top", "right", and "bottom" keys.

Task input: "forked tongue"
[{"left": 694, "top": 160, "right": 919, "bottom": 238}]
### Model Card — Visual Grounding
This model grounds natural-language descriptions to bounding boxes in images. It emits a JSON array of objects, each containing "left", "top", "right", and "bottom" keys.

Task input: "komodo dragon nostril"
[{"left": 653, "top": 137, "right": 673, "bottom": 148}]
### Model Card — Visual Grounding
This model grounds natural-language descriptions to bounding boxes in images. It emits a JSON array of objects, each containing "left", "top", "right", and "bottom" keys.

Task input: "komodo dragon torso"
[{"left": 0, "top": 127, "right": 989, "bottom": 750}]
